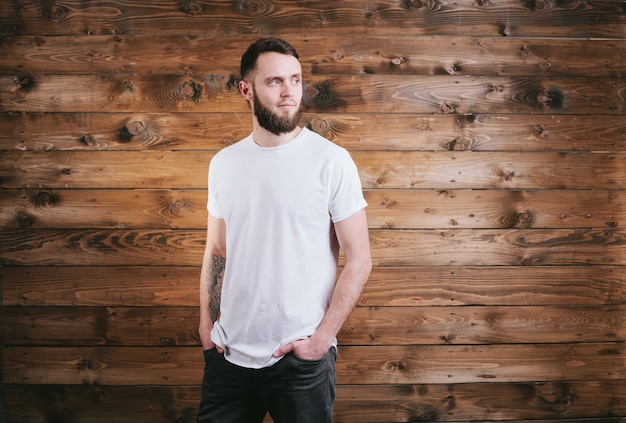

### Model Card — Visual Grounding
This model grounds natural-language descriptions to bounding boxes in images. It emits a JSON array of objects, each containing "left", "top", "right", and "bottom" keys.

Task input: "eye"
[
  {"left": 292, "top": 77, "right": 301, "bottom": 85},
  {"left": 269, "top": 79, "right": 281, "bottom": 86}
]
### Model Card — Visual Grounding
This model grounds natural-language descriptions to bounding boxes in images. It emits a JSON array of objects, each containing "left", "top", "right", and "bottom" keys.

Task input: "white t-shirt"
[{"left": 207, "top": 127, "right": 367, "bottom": 368}]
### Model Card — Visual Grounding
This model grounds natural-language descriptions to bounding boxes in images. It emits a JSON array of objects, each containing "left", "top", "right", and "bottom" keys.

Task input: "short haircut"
[{"left": 240, "top": 38, "right": 300, "bottom": 81}]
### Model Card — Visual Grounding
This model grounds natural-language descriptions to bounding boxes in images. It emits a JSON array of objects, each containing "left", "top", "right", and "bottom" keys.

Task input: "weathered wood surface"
[
  {"left": 1, "top": 1, "right": 625, "bottom": 422},
  {"left": 3, "top": 382, "right": 625, "bottom": 423},
  {"left": 1, "top": 305, "right": 623, "bottom": 346},
  {"left": 2, "top": 113, "right": 625, "bottom": 152},
  {"left": 2, "top": 343, "right": 624, "bottom": 385},
  {"left": 2, "top": 228, "right": 625, "bottom": 266},
  {"left": 1, "top": 188, "right": 623, "bottom": 230},
  {"left": 2, "top": 151, "right": 625, "bottom": 189},
  {"left": 2, "top": 74, "right": 624, "bottom": 114},
  {"left": 1, "top": 0, "right": 624, "bottom": 38},
  {"left": 2, "top": 35, "right": 625, "bottom": 78},
  {"left": 3, "top": 265, "right": 623, "bottom": 307}
]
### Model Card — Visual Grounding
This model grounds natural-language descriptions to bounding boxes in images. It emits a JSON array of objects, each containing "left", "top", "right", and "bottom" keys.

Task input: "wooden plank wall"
[{"left": 1, "top": 1, "right": 625, "bottom": 422}]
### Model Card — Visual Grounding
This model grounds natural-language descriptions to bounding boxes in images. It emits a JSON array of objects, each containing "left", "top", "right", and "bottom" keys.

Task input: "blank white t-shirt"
[{"left": 207, "top": 128, "right": 367, "bottom": 368}]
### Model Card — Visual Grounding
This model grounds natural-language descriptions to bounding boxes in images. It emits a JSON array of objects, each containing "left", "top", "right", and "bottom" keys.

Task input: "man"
[{"left": 197, "top": 38, "right": 372, "bottom": 423}]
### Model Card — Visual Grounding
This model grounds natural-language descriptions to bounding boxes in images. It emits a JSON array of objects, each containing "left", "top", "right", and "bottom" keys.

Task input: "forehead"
[{"left": 253, "top": 52, "right": 302, "bottom": 79}]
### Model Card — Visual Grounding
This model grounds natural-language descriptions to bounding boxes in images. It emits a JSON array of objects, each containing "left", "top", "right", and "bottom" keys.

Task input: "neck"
[{"left": 252, "top": 123, "right": 303, "bottom": 148}]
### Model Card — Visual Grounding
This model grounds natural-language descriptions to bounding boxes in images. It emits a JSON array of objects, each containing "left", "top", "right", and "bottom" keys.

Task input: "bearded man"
[{"left": 197, "top": 38, "right": 372, "bottom": 423}]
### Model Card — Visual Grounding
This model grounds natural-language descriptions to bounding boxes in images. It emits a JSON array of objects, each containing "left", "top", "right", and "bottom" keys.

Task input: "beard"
[{"left": 253, "top": 92, "right": 302, "bottom": 135}]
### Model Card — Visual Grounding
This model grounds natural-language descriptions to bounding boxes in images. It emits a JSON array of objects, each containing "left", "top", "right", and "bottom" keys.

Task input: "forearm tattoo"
[{"left": 208, "top": 254, "right": 225, "bottom": 322}]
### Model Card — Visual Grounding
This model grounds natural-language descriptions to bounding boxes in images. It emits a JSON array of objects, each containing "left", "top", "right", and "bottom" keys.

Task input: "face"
[{"left": 241, "top": 52, "right": 303, "bottom": 135}]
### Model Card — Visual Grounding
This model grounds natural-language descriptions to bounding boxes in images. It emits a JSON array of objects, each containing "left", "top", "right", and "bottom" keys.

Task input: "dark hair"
[{"left": 240, "top": 38, "right": 299, "bottom": 81}]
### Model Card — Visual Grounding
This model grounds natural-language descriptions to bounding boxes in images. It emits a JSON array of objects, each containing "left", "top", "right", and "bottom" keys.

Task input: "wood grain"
[
  {"left": 2, "top": 35, "right": 624, "bottom": 78},
  {"left": 2, "top": 113, "right": 624, "bottom": 152},
  {"left": 2, "top": 2, "right": 625, "bottom": 422},
  {"left": 2, "top": 74, "right": 624, "bottom": 114},
  {"left": 1, "top": 151, "right": 624, "bottom": 189},
  {"left": 1, "top": 0, "right": 624, "bottom": 38},
  {"left": 3, "top": 382, "right": 625, "bottom": 423},
  {"left": 1, "top": 188, "right": 622, "bottom": 230},
  {"left": 1, "top": 305, "right": 623, "bottom": 346},
  {"left": 2, "top": 265, "right": 623, "bottom": 307},
  {"left": 2, "top": 228, "right": 624, "bottom": 266},
  {"left": 2, "top": 343, "right": 624, "bottom": 385}
]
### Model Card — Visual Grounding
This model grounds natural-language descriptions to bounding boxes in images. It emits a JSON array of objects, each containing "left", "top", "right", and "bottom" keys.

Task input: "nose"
[{"left": 281, "top": 83, "right": 294, "bottom": 98}]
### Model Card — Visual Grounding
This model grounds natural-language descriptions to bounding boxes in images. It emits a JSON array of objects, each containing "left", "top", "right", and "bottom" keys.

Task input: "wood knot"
[
  {"left": 30, "top": 190, "right": 59, "bottom": 208},
  {"left": 440, "top": 103, "right": 456, "bottom": 114},
  {"left": 331, "top": 51, "right": 344, "bottom": 61},
  {"left": 232, "top": 0, "right": 270, "bottom": 17},
  {"left": 445, "top": 64, "right": 458, "bottom": 75},
  {"left": 45, "top": 5, "right": 66, "bottom": 21},
  {"left": 538, "top": 59, "right": 552, "bottom": 70},
  {"left": 402, "top": 0, "right": 426, "bottom": 10},
  {"left": 536, "top": 87, "right": 565, "bottom": 110},
  {"left": 516, "top": 211, "right": 534, "bottom": 228},
  {"left": 455, "top": 114, "right": 476, "bottom": 127},
  {"left": 126, "top": 120, "right": 145, "bottom": 136},
  {"left": 440, "top": 334, "right": 456, "bottom": 343},
  {"left": 365, "top": 7, "right": 381, "bottom": 23},
  {"left": 181, "top": 81, "right": 203, "bottom": 102},
  {"left": 75, "top": 358, "right": 96, "bottom": 371},
  {"left": 36, "top": 190, "right": 53, "bottom": 206},
  {"left": 80, "top": 134, "right": 97, "bottom": 146},
  {"left": 503, "top": 170, "right": 515, "bottom": 181},
  {"left": 14, "top": 209, "right": 34, "bottom": 228},
  {"left": 381, "top": 198, "right": 395, "bottom": 207},
  {"left": 523, "top": 0, "right": 548, "bottom": 11},
  {"left": 499, "top": 23, "right": 510, "bottom": 36},
  {"left": 520, "top": 45, "right": 531, "bottom": 59},
  {"left": 302, "top": 80, "right": 342, "bottom": 110},
  {"left": 522, "top": 258, "right": 539, "bottom": 266},
  {"left": 14, "top": 75, "right": 36, "bottom": 92},
  {"left": 445, "top": 138, "right": 468, "bottom": 151},
  {"left": 181, "top": 1, "right": 203, "bottom": 15},
  {"left": 310, "top": 118, "right": 330, "bottom": 135},
  {"left": 384, "top": 360, "right": 407, "bottom": 371}
]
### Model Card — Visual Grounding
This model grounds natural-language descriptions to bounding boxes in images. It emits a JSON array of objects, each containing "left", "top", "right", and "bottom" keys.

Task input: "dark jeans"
[{"left": 197, "top": 347, "right": 337, "bottom": 423}]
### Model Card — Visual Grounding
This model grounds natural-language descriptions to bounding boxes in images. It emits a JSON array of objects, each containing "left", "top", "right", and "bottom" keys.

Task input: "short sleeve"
[
  {"left": 207, "top": 159, "right": 223, "bottom": 219},
  {"left": 328, "top": 148, "right": 367, "bottom": 223}
]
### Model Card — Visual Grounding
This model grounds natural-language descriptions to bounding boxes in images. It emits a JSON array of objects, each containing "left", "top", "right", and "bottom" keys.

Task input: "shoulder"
[
  {"left": 301, "top": 127, "right": 349, "bottom": 157},
  {"left": 211, "top": 135, "right": 253, "bottom": 163}
]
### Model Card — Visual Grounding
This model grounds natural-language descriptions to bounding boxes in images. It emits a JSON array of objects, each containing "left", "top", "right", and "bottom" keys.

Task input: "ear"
[{"left": 239, "top": 79, "right": 253, "bottom": 101}]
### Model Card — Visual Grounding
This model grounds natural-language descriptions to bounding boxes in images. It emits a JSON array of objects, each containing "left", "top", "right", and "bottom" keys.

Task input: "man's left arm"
[{"left": 274, "top": 208, "right": 372, "bottom": 360}]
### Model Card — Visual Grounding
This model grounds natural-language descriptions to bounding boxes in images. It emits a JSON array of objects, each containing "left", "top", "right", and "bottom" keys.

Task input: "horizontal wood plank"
[
  {"left": 1, "top": 0, "right": 624, "bottom": 38},
  {"left": 3, "top": 265, "right": 622, "bottom": 307},
  {"left": 2, "top": 343, "right": 623, "bottom": 385},
  {"left": 369, "top": 228, "right": 626, "bottom": 267},
  {"left": 365, "top": 189, "right": 624, "bottom": 230},
  {"left": 2, "top": 228, "right": 624, "bottom": 266},
  {"left": 3, "top": 382, "right": 626, "bottom": 423},
  {"left": 2, "top": 75, "right": 624, "bottom": 115},
  {"left": 0, "top": 188, "right": 209, "bottom": 230},
  {"left": 2, "top": 151, "right": 625, "bottom": 189},
  {"left": 1, "top": 305, "right": 623, "bottom": 346},
  {"left": 2, "top": 35, "right": 625, "bottom": 78},
  {"left": 2, "top": 113, "right": 624, "bottom": 152},
  {"left": 1, "top": 2, "right": 625, "bottom": 422},
  {"left": 1, "top": 188, "right": 623, "bottom": 230}
]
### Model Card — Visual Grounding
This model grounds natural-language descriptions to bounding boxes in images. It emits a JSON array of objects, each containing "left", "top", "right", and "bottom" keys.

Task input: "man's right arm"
[{"left": 199, "top": 213, "right": 227, "bottom": 351}]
